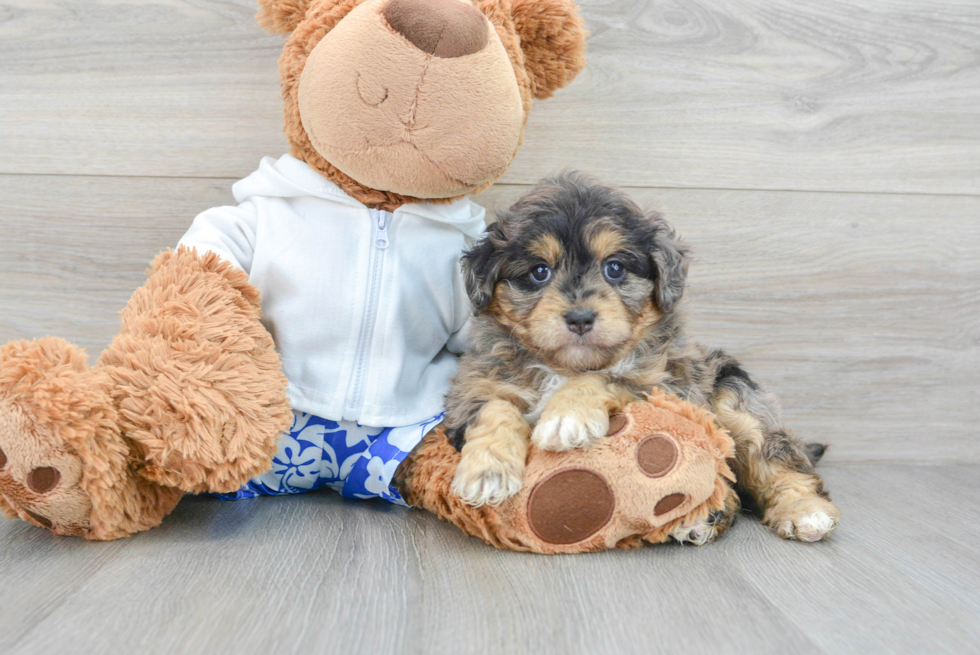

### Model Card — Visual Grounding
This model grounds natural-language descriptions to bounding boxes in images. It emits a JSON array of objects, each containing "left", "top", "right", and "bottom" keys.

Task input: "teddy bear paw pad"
[
  {"left": 503, "top": 398, "right": 733, "bottom": 553},
  {"left": 526, "top": 469, "right": 615, "bottom": 545},
  {"left": 637, "top": 435, "right": 678, "bottom": 478},
  {"left": 0, "top": 403, "right": 92, "bottom": 536}
]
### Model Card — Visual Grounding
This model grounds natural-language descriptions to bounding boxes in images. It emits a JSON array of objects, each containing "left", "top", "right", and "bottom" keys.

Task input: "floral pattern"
[{"left": 213, "top": 410, "right": 445, "bottom": 506}]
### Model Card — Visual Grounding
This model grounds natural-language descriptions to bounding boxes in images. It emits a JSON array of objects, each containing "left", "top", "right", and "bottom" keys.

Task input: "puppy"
[{"left": 445, "top": 172, "right": 840, "bottom": 544}]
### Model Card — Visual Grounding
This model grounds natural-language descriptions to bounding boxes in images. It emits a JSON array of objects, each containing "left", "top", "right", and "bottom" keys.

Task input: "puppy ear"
[
  {"left": 462, "top": 222, "right": 508, "bottom": 312},
  {"left": 510, "top": 0, "right": 588, "bottom": 99},
  {"left": 256, "top": 0, "right": 314, "bottom": 34},
  {"left": 647, "top": 213, "right": 690, "bottom": 312}
]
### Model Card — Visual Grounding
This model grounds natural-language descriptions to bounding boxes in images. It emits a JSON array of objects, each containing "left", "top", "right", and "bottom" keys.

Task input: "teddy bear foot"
[
  {"left": 0, "top": 337, "right": 183, "bottom": 540},
  {"left": 0, "top": 338, "right": 104, "bottom": 536},
  {"left": 398, "top": 391, "right": 738, "bottom": 554},
  {"left": 0, "top": 411, "right": 93, "bottom": 537}
]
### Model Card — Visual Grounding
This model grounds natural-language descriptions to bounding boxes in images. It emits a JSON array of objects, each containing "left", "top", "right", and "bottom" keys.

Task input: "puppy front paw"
[
  {"left": 532, "top": 407, "right": 609, "bottom": 452},
  {"left": 451, "top": 447, "right": 524, "bottom": 507},
  {"left": 767, "top": 497, "right": 840, "bottom": 542}
]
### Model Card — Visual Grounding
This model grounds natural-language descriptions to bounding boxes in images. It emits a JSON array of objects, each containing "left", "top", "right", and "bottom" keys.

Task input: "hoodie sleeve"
[
  {"left": 177, "top": 200, "right": 258, "bottom": 274},
  {"left": 446, "top": 254, "right": 474, "bottom": 355}
]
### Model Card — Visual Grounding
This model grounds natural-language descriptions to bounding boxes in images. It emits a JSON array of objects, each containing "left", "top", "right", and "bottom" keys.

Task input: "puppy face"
[{"left": 464, "top": 172, "right": 689, "bottom": 372}]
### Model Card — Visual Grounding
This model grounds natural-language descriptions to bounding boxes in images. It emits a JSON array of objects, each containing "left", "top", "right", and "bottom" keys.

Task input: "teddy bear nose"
[{"left": 384, "top": 0, "right": 489, "bottom": 58}]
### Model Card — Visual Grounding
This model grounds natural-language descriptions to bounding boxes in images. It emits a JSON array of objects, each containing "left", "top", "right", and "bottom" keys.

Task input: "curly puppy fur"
[{"left": 445, "top": 172, "right": 840, "bottom": 543}]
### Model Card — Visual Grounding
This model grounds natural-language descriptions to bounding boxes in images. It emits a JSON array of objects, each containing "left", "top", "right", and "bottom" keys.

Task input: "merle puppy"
[{"left": 444, "top": 172, "right": 839, "bottom": 544}]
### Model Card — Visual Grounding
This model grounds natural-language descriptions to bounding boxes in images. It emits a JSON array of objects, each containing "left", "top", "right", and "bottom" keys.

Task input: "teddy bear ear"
[
  {"left": 256, "top": 0, "right": 314, "bottom": 34},
  {"left": 509, "top": 0, "right": 588, "bottom": 100}
]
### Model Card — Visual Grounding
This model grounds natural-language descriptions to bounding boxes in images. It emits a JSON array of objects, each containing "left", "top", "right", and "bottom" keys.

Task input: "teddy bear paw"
[
  {"left": 0, "top": 402, "right": 93, "bottom": 537},
  {"left": 0, "top": 338, "right": 107, "bottom": 537}
]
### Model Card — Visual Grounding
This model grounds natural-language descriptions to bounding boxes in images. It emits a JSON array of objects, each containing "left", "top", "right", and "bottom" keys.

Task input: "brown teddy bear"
[{"left": 0, "top": 0, "right": 735, "bottom": 550}]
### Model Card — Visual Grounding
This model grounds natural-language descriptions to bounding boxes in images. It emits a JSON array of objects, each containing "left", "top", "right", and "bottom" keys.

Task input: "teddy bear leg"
[
  {"left": 96, "top": 247, "right": 293, "bottom": 495},
  {"left": 0, "top": 337, "right": 183, "bottom": 539}
]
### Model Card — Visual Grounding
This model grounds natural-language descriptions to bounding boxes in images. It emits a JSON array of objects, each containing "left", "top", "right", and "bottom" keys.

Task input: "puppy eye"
[
  {"left": 604, "top": 260, "right": 626, "bottom": 282},
  {"left": 530, "top": 264, "right": 552, "bottom": 284}
]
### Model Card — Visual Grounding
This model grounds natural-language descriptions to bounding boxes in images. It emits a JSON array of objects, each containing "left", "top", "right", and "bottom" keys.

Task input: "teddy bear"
[{"left": 0, "top": 0, "right": 736, "bottom": 550}]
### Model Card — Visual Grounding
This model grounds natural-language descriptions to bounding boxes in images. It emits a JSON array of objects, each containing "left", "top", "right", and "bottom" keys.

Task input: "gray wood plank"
[
  {"left": 0, "top": 495, "right": 428, "bottom": 654},
  {"left": 1, "top": 465, "right": 978, "bottom": 654},
  {"left": 2, "top": 175, "right": 977, "bottom": 463},
  {"left": 724, "top": 465, "right": 980, "bottom": 654},
  {"left": 1, "top": 0, "right": 978, "bottom": 194},
  {"left": 410, "top": 512, "right": 822, "bottom": 655}
]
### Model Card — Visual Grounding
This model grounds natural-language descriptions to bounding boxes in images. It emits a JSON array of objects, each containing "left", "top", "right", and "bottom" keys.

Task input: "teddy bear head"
[{"left": 258, "top": 0, "right": 587, "bottom": 209}]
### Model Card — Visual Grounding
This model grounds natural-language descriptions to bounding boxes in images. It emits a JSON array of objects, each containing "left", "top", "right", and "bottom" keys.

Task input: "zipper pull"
[{"left": 375, "top": 211, "right": 390, "bottom": 250}]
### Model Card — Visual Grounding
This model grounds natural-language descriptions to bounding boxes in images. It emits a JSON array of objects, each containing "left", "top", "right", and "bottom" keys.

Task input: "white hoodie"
[{"left": 178, "top": 154, "right": 487, "bottom": 426}]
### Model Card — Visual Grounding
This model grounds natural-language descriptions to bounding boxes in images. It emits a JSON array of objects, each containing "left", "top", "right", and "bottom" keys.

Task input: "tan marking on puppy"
[
  {"left": 488, "top": 284, "right": 527, "bottom": 335},
  {"left": 449, "top": 372, "right": 535, "bottom": 417},
  {"left": 532, "top": 375, "right": 620, "bottom": 451},
  {"left": 452, "top": 399, "right": 531, "bottom": 506},
  {"left": 525, "top": 286, "right": 573, "bottom": 349},
  {"left": 523, "top": 286, "right": 639, "bottom": 373},
  {"left": 528, "top": 233, "right": 563, "bottom": 265},
  {"left": 588, "top": 227, "right": 627, "bottom": 261},
  {"left": 628, "top": 300, "right": 663, "bottom": 343},
  {"left": 712, "top": 389, "right": 840, "bottom": 541},
  {"left": 586, "top": 298, "right": 663, "bottom": 377}
]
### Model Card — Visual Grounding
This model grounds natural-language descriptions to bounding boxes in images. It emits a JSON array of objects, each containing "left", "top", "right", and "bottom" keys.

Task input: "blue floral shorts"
[{"left": 213, "top": 410, "right": 445, "bottom": 506}]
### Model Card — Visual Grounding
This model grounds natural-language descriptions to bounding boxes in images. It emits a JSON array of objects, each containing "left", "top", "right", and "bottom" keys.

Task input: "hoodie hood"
[{"left": 233, "top": 154, "right": 488, "bottom": 239}]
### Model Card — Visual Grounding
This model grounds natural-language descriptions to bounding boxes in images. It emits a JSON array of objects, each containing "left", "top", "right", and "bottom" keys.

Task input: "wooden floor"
[
  {"left": 0, "top": 464, "right": 976, "bottom": 655},
  {"left": 1, "top": 0, "right": 978, "bottom": 653}
]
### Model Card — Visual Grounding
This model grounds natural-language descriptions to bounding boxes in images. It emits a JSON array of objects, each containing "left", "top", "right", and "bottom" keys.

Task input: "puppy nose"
[
  {"left": 565, "top": 308, "right": 596, "bottom": 335},
  {"left": 384, "top": 0, "right": 489, "bottom": 58}
]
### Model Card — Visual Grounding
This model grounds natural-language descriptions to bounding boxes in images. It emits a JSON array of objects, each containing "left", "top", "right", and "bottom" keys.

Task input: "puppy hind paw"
[
  {"left": 776, "top": 511, "right": 838, "bottom": 542},
  {"left": 768, "top": 498, "right": 840, "bottom": 542}
]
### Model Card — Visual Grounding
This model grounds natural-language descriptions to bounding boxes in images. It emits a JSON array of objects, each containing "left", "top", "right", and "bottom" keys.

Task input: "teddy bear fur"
[
  {"left": 0, "top": 0, "right": 735, "bottom": 549},
  {"left": 396, "top": 390, "right": 735, "bottom": 554},
  {"left": 0, "top": 249, "right": 291, "bottom": 539},
  {"left": 0, "top": 0, "right": 590, "bottom": 540},
  {"left": 273, "top": 0, "right": 587, "bottom": 209}
]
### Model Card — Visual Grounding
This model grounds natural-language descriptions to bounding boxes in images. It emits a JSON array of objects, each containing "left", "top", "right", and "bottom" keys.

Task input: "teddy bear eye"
[
  {"left": 603, "top": 259, "right": 626, "bottom": 282},
  {"left": 530, "top": 264, "right": 552, "bottom": 284}
]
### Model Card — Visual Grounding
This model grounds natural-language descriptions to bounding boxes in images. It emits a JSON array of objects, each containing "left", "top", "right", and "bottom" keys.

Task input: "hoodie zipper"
[{"left": 343, "top": 209, "right": 391, "bottom": 420}]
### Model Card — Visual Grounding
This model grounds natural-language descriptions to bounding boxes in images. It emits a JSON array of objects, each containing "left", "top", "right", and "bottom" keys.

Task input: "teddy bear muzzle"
[{"left": 296, "top": 0, "right": 525, "bottom": 199}]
